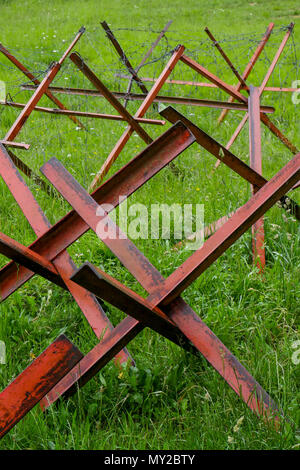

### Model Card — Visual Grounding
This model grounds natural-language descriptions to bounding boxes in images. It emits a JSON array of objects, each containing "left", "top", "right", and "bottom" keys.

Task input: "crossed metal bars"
[
  {"left": 0, "top": 27, "right": 166, "bottom": 193},
  {"left": 17, "top": 21, "right": 292, "bottom": 190},
  {"left": 214, "top": 22, "right": 297, "bottom": 169},
  {"left": 88, "top": 21, "right": 298, "bottom": 188},
  {"left": 0, "top": 111, "right": 299, "bottom": 436},
  {"left": 31, "top": 141, "right": 300, "bottom": 417},
  {"left": 0, "top": 27, "right": 86, "bottom": 194}
]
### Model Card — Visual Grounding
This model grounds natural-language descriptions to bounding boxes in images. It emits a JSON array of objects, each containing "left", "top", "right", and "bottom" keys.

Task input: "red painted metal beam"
[
  {"left": 41, "top": 317, "right": 143, "bottom": 409},
  {"left": 205, "top": 27, "right": 248, "bottom": 91},
  {"left": 249, "top": 86, "right": 265, "bottom": 272},
  {"left": 116, "top": 76, "right": 299, "bottom": 93},
  {"left": 173, "top": 211, "right": 236, "bottom": 250},
  {"left": 0, "top": 233, "right": 195, "bottom": 354},
  {"left": 0, "top": 335, "right": 83, "bottom": 439},
  {"left": 5, "top": 148, "right": 53, "bottom": 196},
  {"left": 61, "top": 261, "right": 280, "bottom": 421},
  {"left": 0, "top": 123, "right": 195, "bottom": 301},
  {"left": 0, "top": 141, "right": 30, "bottom": 150},
  {"left": 0, "top": 231, "right": 64, "bottom": 289}
]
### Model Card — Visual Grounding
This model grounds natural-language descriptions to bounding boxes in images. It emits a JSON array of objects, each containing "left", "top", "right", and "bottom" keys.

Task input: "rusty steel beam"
[
  {"left": 0, "top": 143, "right": 132, "bottom": 364},
  {"left": 0, "top": 42, "right": 84, "bottom": 129},
  {"left": 0, "top": 123, "right": 194, "bottom": 300},
  {"left": 19, "top": 85, "right": 275, "bottom": 112},
  {"left": 146, "top": 153, "right": 300, "bottom": 307},
  {"left": 249, "top": 86, "right": 265, "bottom": 272},
  {"left": 70, "top": 52, "right": 153, "bottom": 143},
  {"left": 90, "top": 45, "right": 185, "bottom": 189},
  {"left": 160, "top": 107, "right": 300, "bottom": 221},
  {"left": 0, "top": 100, "right": 165, "bottom": 125},
  {"left": 40, "top": 158, "right": 285, "bottom": 421},
  {"left": 100, "top": 21, "right": 149, "bottom": 95},
  {"left": 124, "top": 20, "right": 172, "bottom": 107},
  {"left": 4, "top": 28, "right": 85, "bottom": 142},
  {"left": 0, "top": 335, "right": 83, "bottom": 439}
]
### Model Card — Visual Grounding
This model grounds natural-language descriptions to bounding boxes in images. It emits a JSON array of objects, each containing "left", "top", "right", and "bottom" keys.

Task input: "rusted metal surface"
[
  {"left": 0, "top": 24, "right": 296, "bottom": 433},
  {"left": 90, "top": 45, "right": 185, "bottom": 189},
  {"left": 40, "top": 155, "right": 290, "bottom": 421},
  {"left": 4, "top": 28, "right": 85, "bottom": 142},
  {"left": 0, "top": 231, "right": 64, "bottom": 288},
  {"left": 0, "top": 100, "right": 165, "bottom": 125},
  {"left": 0, "top": 335, "right": 83, "bottom": 439},
  {"left": 0, "top": 42, "right": 84, "bottom": 129},
  {"left": 249, "top": 86, "right": 265, "bottom": 272},
  {"left": 0, "top": 143, "right": 132, "bottom": 364},
  {"left": 0, "top": 123, "right": 195, "bottom": 301},
  {"left": 160, "top": 107, "right": 300, "bottom": 221}
]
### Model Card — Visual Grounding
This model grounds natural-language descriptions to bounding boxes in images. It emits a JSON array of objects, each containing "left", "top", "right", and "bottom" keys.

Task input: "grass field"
[{"left": 0, "top": 0, "right": 299, "bottom": 450}]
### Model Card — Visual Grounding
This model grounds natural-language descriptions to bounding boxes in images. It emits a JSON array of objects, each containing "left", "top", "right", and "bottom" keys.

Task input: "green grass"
[{"left": 0, "top": 0, "right": 299, "bottom": 450}]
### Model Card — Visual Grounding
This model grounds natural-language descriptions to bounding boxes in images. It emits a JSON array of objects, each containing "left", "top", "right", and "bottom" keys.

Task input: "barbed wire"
[{"left": 0, "top": 23, "right": 299, "bottom": 206}]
